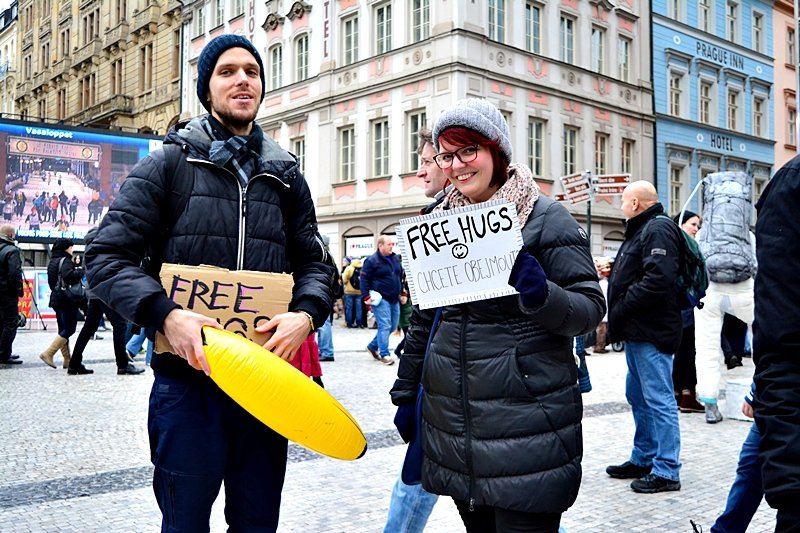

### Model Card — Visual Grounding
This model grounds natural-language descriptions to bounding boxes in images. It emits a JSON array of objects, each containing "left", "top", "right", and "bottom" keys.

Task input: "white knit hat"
[{"left": 433, "top": 98, "right": 512, "bottom": 162}]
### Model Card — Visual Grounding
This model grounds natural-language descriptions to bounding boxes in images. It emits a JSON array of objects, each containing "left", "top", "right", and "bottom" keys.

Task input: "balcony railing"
[
  {"left": 104, "top": 22, "right": 129, "bottom": 51},
  {"left": 52, "top": 57, "right": 71, "bottom": 79},
  {"left": 58, "top": 2, "right": 71, "bottom": 24},
  {"left": 16, "top": 80, "right": 32, "bottom": 97},
  {"left": 131, "top": 4, "right": 161, "bottom": 36},
  {"left": 69, "top": 94, "right": 134, "bottom": 124},
  {"left": 73, "top": 38, "right": 103, "bottom": 69},
  {"left": 32, "top": 68, "right": 52, "bottom": 90},
  {"left": 22, "top": 30, "right": 33, "bottom": 50}
]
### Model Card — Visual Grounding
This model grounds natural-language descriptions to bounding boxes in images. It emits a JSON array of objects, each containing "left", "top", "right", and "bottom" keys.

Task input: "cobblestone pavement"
[{"left": 1, "top": 321, "right": 775, "bottom": 532}]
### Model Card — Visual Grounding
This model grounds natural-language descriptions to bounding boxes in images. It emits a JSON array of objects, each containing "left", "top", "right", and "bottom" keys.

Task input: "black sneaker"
[
  {"left": 117, "top": 363, "right": 145, "bottom": 375},
  {"left": 0, "top": 358, "right": 22, "bottom": 365},
  {"left": 606, "top": 461, "right": 652, "bottom": 479},
  {"left": 630, "top": 474, "right": 681, "bottom": 493},
  {"left": 67, "top": 365, "right": 94, "bottom": 375}
]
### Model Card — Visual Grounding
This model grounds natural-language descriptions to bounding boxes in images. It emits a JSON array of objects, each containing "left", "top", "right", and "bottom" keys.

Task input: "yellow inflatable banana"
[{"left": 202, "top": 327, "right": 367, "bottom": 461}]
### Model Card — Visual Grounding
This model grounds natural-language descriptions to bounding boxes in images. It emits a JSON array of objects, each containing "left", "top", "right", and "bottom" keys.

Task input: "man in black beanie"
[{"left": 86, "top": 34, "right": 334, "bottom": 531}]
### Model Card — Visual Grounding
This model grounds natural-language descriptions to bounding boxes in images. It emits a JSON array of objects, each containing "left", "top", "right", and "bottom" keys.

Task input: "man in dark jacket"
[
  {"left": 606, "top": 180, "right": 683, "bottom": 494},
  {"left": 86, "top": 35, "right": 333, "bottom": 532},
  {"left": 0, "top": 225, "right": 22, "bottom": 365},
  {"left": 753, "top": 155, "right": 800, "bottom": 530},
  {"left": 361, "top": 234, "right": 403, "bottom": 365}
]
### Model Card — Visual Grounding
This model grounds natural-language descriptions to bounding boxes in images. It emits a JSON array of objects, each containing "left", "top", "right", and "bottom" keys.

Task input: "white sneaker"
[{"left": 380, "top": 356, "right": 395, "bottom": 366}]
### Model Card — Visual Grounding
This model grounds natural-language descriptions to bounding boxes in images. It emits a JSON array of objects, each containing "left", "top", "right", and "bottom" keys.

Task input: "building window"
[
  {"left": 172, "top": 30, "right": 180, "bottom": 78},
  {"left": 82, "top": 8, "right": 100, "bottom": 45},
  {"left": 699, "top": 0, "right": 712, "bottom": 32},
  {"left": 372, "top": 119, "right": 390, "bottom": 177},
  {"left": 342, "top": 16, "right": 359, "bottom": 66},
  {"left": 269, "top": 45, "right": 282, "bottom": 91},
  {"left": 292, "top": 137, "right": 306, "bottom": 174},
  {"left": 563, "top": 126, "right": 579, "bottom": 176},
  {"left": 80, "top": 72, "right": 96, "bottom": 108},
  {"left": 60, "top": 28, "right": 70, "bottom": 58},
  {"left": 215, "top": 0, "right": 225, "bottom": 27},
  {"left": 114, "top": 0, "right": 127, "bottom": 25},
  {"left": 339, "top": 126, "right": 356, "bottom": 183},
  {"left": 407, "top": 110, "right": 427, "bottom": 171},
  {"left": 232, "top": 0, "right": 244, "bottom": 17},
  {"left": 594, "top": 133, "right": 608, "bottom": 175},
  {"left": 194, "top": 6, "right": 205, "bottom": 37},
  {"left": 667, "top": 0, "right": 684, "bottom": 21},
  {"left": 591, "top": 26, "right": 605, "bottom": 74},
  {"left": 111, "top": 59, "right": 123, "bottom": 94},
  {"left": 525, "top": 2, "right": 541, "bottom": 54},
  {"left": 411, "top": 0, "right": 430, "bottom": 42},
  {"left": 528, "top": 118, "right": 545, "bottom": 177},
  {"left": 488, "top": 0, "right": 506, "bottom": 42},
  {"left": 621, "top": 139, "right": 634, "bottom": 174},
  {"left": 670, "top": 165, "right": 685, "bottom": 216},
  {"left": 57, "top": 88, "right": 67, "bottom": 120},
  {"left": 727, "top": 89, "right": 739, "bottom": 130},
  {"left": 139, "top": 43, "right": 153, "bottom": 92},
  {"left": 788, "top": 28, "right": 796, "bottom": 65},
  {"left": 699, "top": 80, "right": 713, "bottom": 125},
  {"left": 560, "top": 15, "right": 575, "bottom": 65},
  {"left": 618, "top": 36, "right": 631, "bottom": 82},
  {"left": 40, "top": 41, "right": 50, "bottom": 68},
  {"left": 669, "top": 72, "right": 684, "bottom": 117},
  {"left": 727, "top": 1, "right": 738, "bottom": 42},
  {"left": 375, "top": 3, "right": 392, "bottom": 54},
  {"left": 37, "top": 99, "right": 46, "bottom": 119},
  {"left": 295, "top": 35, "right": 308, "bottom": 82},
  {"left": 753, "top": 12, "right": 763, "bottom": 53},
  {"left": 788, "top": 108, "right": 797, "bottom": 146},
  {"left": 753, "top": 96, "right": 765, "bottom": 137}
]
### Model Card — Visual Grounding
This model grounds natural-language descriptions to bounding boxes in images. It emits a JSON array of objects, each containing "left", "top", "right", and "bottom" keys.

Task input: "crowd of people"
[{"left": 2, "top": 34, "right": 796, "bottom": 533}]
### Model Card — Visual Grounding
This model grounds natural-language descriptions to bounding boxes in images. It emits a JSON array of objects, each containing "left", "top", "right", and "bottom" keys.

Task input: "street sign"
[
  {"left": 553, "top": 193, "right": 568, "bottom": 202},
  {"left": 568, "top": 191, "right": 591, "bottom": 204},
  {"left": 559, "top": 172, "right": 592, "bottom": 199},
  {"left": 594, "top": 173, "right": 631, "bottom": 185},
  {"left": 560, "top": 172, "right": 588, "bottom": 186},
  {"left": 594, "top": 184, "right": 627, "bottom": 196}
]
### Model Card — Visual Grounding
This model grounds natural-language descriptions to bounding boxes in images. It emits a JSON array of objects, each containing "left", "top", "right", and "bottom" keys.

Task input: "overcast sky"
[{"left": 0, "top": 1, "right": 10, "bottom": 13}]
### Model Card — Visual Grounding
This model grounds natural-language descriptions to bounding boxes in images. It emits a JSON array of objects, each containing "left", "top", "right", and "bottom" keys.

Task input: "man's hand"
[
  {"left": 256, "top": 312, "right": 313, "bottom": 361},
  {"left": 742, "top": 401, "right": 754, "bottom": 419},
  {"left": 162, "top": 309, "right": 221, "bottom": 375}
]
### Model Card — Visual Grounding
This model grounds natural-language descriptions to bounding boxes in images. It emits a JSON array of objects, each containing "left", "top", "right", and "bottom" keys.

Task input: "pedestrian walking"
[
  {"left": 0, "top": 225, "right": 23, "bottom": 365},
  {"left": 362, "top": 235, "right": 403, "bottom": 366}
]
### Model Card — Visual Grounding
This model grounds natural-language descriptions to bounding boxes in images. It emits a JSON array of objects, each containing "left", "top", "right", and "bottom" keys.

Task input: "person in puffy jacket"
[
  {"left": 85, "top": 35, "right": 333, "bottom": 532},
  {"left": 390, "top": 99, "right": 604, "bottom": 532},
  {"left": 40, "top": 238, "right": 84, "bottom": 369}
]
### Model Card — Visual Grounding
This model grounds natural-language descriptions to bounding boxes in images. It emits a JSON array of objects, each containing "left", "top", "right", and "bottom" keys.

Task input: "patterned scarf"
[
  {"left": 201, "top": 116, "right": 265, "bottom": 187},
  {"left": 434, "top": 163, "right": 540, "bottom": 226}
]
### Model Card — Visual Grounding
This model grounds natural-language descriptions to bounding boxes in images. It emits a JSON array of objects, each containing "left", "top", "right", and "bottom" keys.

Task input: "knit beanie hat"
[
  {"left": 673, "top": 210, "right": 699, "bottom": 226},
  {"left": 433, "top": 98, "right": 513, "bottom": 162},
  {"left": 196, "top": 34, "right": 265, "bottom": 113},
  {"left": 52, "top": 238, "right": 74, "bottom": 253}
]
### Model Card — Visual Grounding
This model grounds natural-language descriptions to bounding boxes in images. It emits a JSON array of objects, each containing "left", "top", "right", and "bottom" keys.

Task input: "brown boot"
[
  {"left": 679, "top": 389, "right": 705, "bottom": 413},
  {"left": 40, "top": 336, "right": 67, "bottom": 369},
  {"left": 60, "top": 341, "right": 71, "bottom": 369}
]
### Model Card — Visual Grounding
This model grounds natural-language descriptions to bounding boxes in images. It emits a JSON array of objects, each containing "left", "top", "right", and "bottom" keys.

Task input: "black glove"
[
  {"left": 393, "top": 403, "right": 416, "bottom": 443},
  {"left": 508, "top": 248, "right": 548, "bottom": 308}
]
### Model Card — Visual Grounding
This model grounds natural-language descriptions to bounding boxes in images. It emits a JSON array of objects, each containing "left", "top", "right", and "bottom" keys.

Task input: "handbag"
[
  {"left": 401, "top": 307, "right": 442, "bottom": 486},
  {"left": 56, "top": 257, "right": 87, "bottom": 304}
]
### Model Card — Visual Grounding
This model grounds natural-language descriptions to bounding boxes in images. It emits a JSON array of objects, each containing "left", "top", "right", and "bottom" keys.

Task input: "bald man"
[{"left": 605, "top": 180, "right": 684, "bottom": 494}]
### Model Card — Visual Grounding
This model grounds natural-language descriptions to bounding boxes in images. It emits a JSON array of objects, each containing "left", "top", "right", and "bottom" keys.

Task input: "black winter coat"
[
  {"left": 390, "top": 197, "right": 605, "bottom": 514},
  {"left": 47, "top": 250, "right": 85, "bottom": 309},
  {"left": 0, "top": 240, "right": 22, "bottom": 297},
  {"left": 360, "top": 251, "right": 403, "bottom": 304},
  {"left": 606, "top": 203, "right": 683, "bottom": 355},
  {"left": 86, "top": 117, "right": 333, "bottom": 378}
]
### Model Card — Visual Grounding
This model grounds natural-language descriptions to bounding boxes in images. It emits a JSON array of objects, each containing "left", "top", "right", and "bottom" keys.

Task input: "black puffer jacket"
[
  {"left": 606, "top": 203, "right": 682, "bottom": 355},
  {"left": 0, "top": 240, "right": 22, "bottom": 297},
  {"left": 390, "top": 197, "right": 604, "bottom": 513},
  {"left": 47, "top": 250, "right": 85, "bottom": 309},
  {"left": 86, "top": 117, "right": 333, "bottom": 377}
]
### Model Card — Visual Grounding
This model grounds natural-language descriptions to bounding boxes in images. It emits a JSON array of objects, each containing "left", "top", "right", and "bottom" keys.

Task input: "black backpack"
[{"left": 350, "top": 266, "right": 361, "bottom": 290}]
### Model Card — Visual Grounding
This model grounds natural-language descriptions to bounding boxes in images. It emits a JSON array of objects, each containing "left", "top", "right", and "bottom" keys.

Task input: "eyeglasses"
[{"left": 433, "top": 145, "right": 480, "bottom": 169}]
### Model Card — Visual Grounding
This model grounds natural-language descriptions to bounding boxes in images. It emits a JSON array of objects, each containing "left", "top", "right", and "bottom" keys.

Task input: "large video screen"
[{"left": 0, "top": 118, "right": 162, "bottom": 243}]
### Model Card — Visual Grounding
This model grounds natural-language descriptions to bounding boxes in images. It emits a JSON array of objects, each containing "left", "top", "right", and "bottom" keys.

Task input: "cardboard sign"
[
  {"left": 155, "top": 264, "right": 294, "bottom": 354},
  {"left": 396, "top": 200, "right": 523, "bottom": 310}
]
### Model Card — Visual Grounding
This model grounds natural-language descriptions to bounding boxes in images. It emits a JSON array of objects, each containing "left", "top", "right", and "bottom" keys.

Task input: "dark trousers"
[
  {"left": 148, "top": 374, "right": 288, "bottom": 532},
  {"left": 54, "top": 305, "right": 79, "bottom": 338},
  {"left": 672, "top": 324, "right": 697, "bottom": 392},
  {"left": 453, "top": 498, "right": 561, "bottom": 533},
  {"left": 0, "top": 295, "right": 19, "bottom": 359},
  {"left": 71, "top": 298, "right": 129, "bottom": 370}
]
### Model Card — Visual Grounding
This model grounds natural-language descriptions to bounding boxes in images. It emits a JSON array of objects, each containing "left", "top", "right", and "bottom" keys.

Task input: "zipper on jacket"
[{"left": 459, "top": 313, "right": 477, "bottom": 510}]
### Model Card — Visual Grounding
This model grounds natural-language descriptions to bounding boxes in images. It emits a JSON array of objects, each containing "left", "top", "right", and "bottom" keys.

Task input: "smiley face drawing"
[{"left": 451, "top": 243, "right": 469, "bottom": 259}]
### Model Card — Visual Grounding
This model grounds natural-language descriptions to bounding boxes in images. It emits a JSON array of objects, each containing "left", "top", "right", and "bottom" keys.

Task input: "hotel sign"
[{"left": 696, "top": 42, "right": 745, "bottom": 70}]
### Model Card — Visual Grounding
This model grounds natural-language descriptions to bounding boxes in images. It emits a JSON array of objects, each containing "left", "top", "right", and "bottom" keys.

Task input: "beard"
[{"left": 208, "top": 94, "right": 259, "bottom": 134}]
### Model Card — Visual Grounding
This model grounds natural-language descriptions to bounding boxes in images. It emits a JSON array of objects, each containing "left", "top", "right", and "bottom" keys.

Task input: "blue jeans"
[
  {"left": 384, "top": 474, "right": 438, "bottom": 533},
  {"left": 127, "top": 329, "right": 154, "bottom": 365},
  {"left": 148, "top": 374, "right": 288, "bottom": 532},
  {"left": 317, "top": 316, "right": 333, "bottom": 358},
  {"left": 711, "top": 423, "right": 763, "bottom": 533},
  {"left": 368, "top": 299, "right": 400, "bottom": 358},
  {"left": 344, "top": 294, "right": 362, "bottom": 327},
  {"left": 625, "top": 341, "right": 682, "bottom": 481}
]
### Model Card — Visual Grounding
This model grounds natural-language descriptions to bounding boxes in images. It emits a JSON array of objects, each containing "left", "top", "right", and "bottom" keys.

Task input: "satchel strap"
[{"left": 56, "top": 257, "right": 67, "bottom": 291}]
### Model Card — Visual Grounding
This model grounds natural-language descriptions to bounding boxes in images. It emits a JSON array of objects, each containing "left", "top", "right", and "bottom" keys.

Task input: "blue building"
[{"left": 652, "top": 0, "right": 775, "bottom": 215}]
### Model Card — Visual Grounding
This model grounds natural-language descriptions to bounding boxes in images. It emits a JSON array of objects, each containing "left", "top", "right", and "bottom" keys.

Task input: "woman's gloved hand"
[
  {"left": 508, "top": 248, "right": 548, "bottom": 308},
  {"left": 393, "top": 403, "right": 416, "bottom": 443}
]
